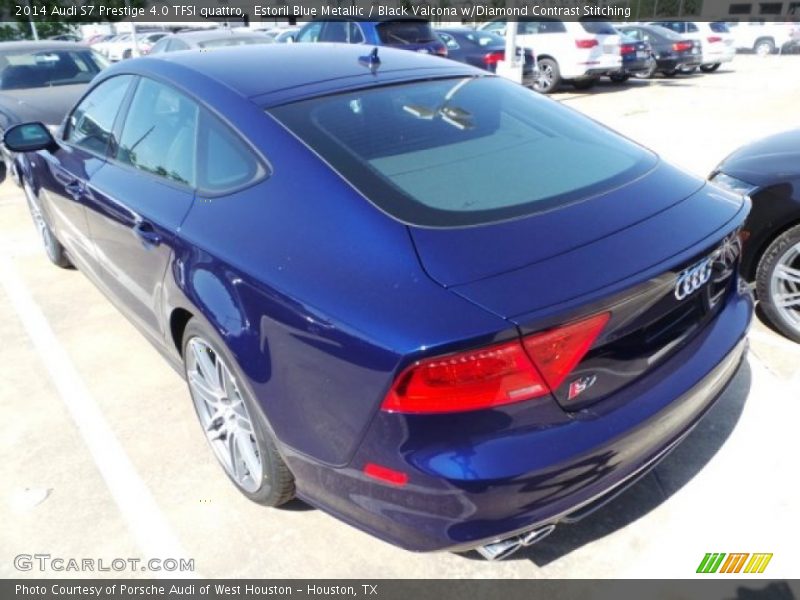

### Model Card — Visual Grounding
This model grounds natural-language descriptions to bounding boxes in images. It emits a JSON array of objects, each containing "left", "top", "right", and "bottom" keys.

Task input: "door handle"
[
  {"left": 134, "top": 220, "right": 162, "bottom": 247},
  {"left": 65, "top": 180, "right": 84, "bottom": 200}
]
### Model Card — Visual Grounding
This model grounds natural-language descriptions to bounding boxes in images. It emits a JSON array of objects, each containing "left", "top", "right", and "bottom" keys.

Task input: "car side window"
[
  {"left": 623, "top": 28, "right": 641, "bottom": 41},
  {"left": 297, "top": 22, "right": 323, "bottom": 43},
  {"left": 438, "top": 33, "right": 460, "bottom": 49},
  {"left": 483, "top": 22, "right": 506, "bottom": 35},
  {"left": 688, "top": 22, "right": 699, "bottom": 32},
  {"left": 349, "top": 22, "right": 364, "bottom": 43},
  {"left": 115, "top": 78, "right": 198, "bottom": 187},
  {"left": 65, "top": 75, "right": 133, "bottom": 156},
  {"left": 320, "top": 21, "right": 349, "bottom": 43},
  {"left": 197, "top": 111, "right": 264, "bottom": 193}
]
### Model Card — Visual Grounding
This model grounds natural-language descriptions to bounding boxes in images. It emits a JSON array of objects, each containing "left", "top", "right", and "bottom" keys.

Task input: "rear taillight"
[
  {"left": 575, "top": 39, "right": 599, "bottom": 49},
  {"left": 672, "top": 41, "right": 693, "bottom": 52},
  {"left": 435, "top": 46, "right": 448, "bottom": 57},
  {"left": 381, "top": 313, "right": 610, "bottom": 414},
  {"left": 707, "top": 36, "right": 723, "bottom": 43},
  {"left": 483, "top": 50, "right": 505, "bottom": 65},
  {"left": 621, "top": 43, "right": 636, "bottom": 55}
]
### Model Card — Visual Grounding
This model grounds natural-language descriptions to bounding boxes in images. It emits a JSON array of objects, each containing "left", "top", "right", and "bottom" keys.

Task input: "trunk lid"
[{"left": 409, "top": 162, "right": 748, "bottom": 410}]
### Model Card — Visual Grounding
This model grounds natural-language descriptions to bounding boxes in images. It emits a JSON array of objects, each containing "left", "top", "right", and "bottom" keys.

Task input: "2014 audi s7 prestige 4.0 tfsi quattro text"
[{"left": 4, "top": 44, "right": 753, "bottom": 561}]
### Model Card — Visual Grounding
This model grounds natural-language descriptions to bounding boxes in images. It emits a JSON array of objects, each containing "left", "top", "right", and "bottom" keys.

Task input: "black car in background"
[
  {"left": 711, "top": 130, "right": 800, "bottom": 342},
  {"left": 0, "top": 41, "right": 108, "bottom": 184},
  {"left": 617, "top": 24, "right": 700, "bottom": 77},
  {"left": 436, "top": 28, "right": 535, "bottom": 81},
  {"left": 609, "top": 34, "right": 655, "bottom": 82}
]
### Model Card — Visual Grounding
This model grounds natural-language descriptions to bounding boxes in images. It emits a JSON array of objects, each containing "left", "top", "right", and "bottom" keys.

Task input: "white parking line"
[{"left": 0, "top": 254, "right": 194, "bottom": 578}]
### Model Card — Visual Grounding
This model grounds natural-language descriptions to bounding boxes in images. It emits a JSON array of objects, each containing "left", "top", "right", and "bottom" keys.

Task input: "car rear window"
[
  {"left": 579, "top": 20, "right": 618, "bottom": 35},
  {"left": 268, "top": 77, "right": 655, "bottom": 227},
  {"left": 464, "top": 31, "right": 504, "bottom": 46},
  {"left": 710, "top": 22, "right": 731, "bottom": 33},
  {"left": 198, "top": 36, "right": 269, "bottom": 48},
  {"left": 376, "top": 21, "right": 436, "bottom": 44}
]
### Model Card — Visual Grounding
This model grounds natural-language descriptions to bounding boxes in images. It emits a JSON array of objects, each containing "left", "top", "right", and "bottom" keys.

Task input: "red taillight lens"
[
  {"left": 521, "top": 313, "right": 610, "bottom": 391},
  {"left": 364, "top": 463, "right": 408, "bottom": 486},
  {"left": 575, "top": 39, "right": 599, "bottom": 49},
  {"left": 707, "top": 36, "right": 723, "bottom": 43},
  {"left": 672, "top": 41, "right": 693, "bottom": 52},
  {"left": 381, "top": 313, "right": 610, "bottom": 414},
  {"left": 483, "top": 50, "right": 505, "bottom": 65},
  {"left": 621, "top": 43, "right": 636, "bottom": 55},
  {"left": 435, "top": 46, "right": 448, "bottom": 57}
]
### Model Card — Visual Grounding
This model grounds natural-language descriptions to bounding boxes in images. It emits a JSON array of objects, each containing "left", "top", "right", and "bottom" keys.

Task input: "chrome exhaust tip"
[{"left": 476, "top": 524, "right": 556, "bottom": 561}]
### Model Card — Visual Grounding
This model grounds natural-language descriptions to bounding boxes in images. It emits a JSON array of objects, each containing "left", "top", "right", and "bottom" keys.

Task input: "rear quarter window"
[
  {"left": 269, "top": 77, "right": 656, "bottom": 227},
  {"left": 710, "top": 22, "right": 732, "bottom": 32},
  {"left": 376, "top": 21, "right": 436, "bottom": 44},
  {"left": 579, "top": 20, "right": 618, "bottom": 35}
]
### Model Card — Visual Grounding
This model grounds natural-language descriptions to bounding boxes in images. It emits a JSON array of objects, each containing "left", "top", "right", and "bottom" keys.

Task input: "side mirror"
[{"left": 4, "top": 122, "right": 56, "bottom": 153}]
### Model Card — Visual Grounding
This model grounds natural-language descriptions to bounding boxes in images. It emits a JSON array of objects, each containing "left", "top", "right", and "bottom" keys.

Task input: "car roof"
[
  {"left": 169, "top": 29, "right": 265, "bottom": 42},
  {"left": 120, "top": 43, "right": 477, "bottom": 105},
  {"left": 0, "top": 41, "right": 88, "bottom": 52}
]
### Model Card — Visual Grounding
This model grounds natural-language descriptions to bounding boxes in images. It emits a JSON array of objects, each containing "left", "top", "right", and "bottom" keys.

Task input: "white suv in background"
[
  {"left": 477, "top": 19, "right": 622, "bottom": 93},
  {"left": 726, "top": 20, "right": 800, "bottom": 55},
  {"left": 651, "top": 21, "right": 736, "bottom": 72}
]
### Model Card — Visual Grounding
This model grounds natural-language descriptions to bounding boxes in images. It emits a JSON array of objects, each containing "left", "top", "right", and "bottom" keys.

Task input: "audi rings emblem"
[{"left": 675, "top": 257, "right": 714, "bottom": 300}]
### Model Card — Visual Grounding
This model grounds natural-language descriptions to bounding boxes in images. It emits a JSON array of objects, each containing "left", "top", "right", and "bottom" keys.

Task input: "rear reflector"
[
  {"left": 381, "top": 313, "right": 610, "bottom": 414},
  {"left": 364, "top": 463, "right": 408, "bottom": 486},
  {"left": 575, "top": 39, "right": 599, "bottom": 49},
  {"left": 707, "top": 36, "right": 723, "bottom": 43}
]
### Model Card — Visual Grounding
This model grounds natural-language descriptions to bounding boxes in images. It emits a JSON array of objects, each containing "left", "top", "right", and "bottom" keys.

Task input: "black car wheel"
[
  {"left": 182, "top": 318, "right": 296, "bottom": 505},
  {"left": 700, "top": 63, "right": 721, "bottom": 73},
  {"left": 756, "top": 224, "right": 800, "bottom": 343},
  {"left": 754, "top": 38, "right": 776, "bottom": 56},
  {"left": 531, "top": 58, "right": 560, "bottom": 94},
  {"left": 632, "top": 59, "right": 657, "bottom": 79},
  {"left": 23, "top": 181, "right": 71, "bottom": 268},
  {"left": 609, "top": 72, "right": 630, "bottom": 84},
  {"left": 662, "top": 69, "right": 678, "bottom": 78}
]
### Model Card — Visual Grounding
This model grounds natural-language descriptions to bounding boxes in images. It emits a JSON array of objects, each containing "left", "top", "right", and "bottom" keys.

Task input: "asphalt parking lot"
[{"left": 1, "top": 54, "right": 799, "bottom": 580}]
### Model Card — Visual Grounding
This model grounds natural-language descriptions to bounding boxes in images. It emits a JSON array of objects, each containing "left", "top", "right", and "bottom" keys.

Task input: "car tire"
[
  {"left": 754, "top": 38, "right": 776, "bottom": 56},
  {"left": 609, "top": 72, "right": 630, "bottom": 84},
  {"left": 755, "top": 224, "right": 800, "bottom": 343},
  {"left": 571, "top": 78, "right": 597, "bottom": 90},
  {"left": 182, "top": 318, "right": 296, "bottom": 505},
  {"left": 662, "top": 69, "right": 678, "bottom": 78},
  {"left": 532, "top": 58, "right": 560, "bottom": 94},
  {"left": 23, "top": 181, "right": 72, "bottom": 269},
  {"left": 700, "top": 63, "right": 721, "bottom": 72},
  {"left": 632, "top": 59, "right": 657, "bottom": 79}
]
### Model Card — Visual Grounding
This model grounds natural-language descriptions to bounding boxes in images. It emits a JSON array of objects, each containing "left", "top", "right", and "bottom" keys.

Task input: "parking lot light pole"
[{"left": 496, "top": 21, "right": 523, "bottom": 84}]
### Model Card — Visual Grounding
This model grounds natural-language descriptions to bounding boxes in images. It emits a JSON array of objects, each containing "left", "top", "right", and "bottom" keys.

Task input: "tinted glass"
[
  {"left": 198, "top": 113, "right": 263, "bottom": 192},
  {"left": 579, "top": 20, "right": 618, "bottom": 34},
  {"left": 648, "top": 25, "right": 683, "bottom": 40},
  {"left": 297, "top": 22, "right": 323, "bottom": 42},
  {"left": 465, "top": 31, "right": 505, "bottom": 46},
  {"left": 269, "top": 77, "right": 655, "bottom": 227},
  {"left": 710, "top": 21, "right": 731, "bottom": 32},
  {"left": 376, "top": 21, "right": 436, "bottom": 44},
  {"left": 66, "top": 75, "right": 132, "bottom": 155},
  {"left": 0, "top": 49, "right": 107, "bottom": 90},
  {"left": 116, "top": 78, "right": 198, "bottom": 187},
  {"left": 687, "top": 22, "right": 699, "bottom": 32}
]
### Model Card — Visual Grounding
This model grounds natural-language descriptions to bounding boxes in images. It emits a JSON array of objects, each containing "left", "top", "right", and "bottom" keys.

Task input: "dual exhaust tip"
[{"left": 476, "top": 524, "right": 556, "bottom": 561}]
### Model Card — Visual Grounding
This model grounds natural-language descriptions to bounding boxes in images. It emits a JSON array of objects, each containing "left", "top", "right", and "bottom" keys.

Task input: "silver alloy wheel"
[
  {"left": 23, "top": 182, "right": 56, "bottom": 261},
  {"left": 770, "top": 242, "right": 800, "bottom": 335},
  {"left": 755, "top": 41, "right": 773, "bottom": 56},
  {"left": 534, "top": 65, "right": 554, "bottom": 92},
  {"left": 186, "top": 337, "right": 264, "bottom": 493}
]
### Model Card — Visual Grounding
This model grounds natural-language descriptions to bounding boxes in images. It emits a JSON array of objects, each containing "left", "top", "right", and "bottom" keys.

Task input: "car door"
[
  {"left": 82, "top": 77, "right": 197, "bottom": 339},
  {"left": 36, "top": 74, "right": 134, "bottom": 272}
]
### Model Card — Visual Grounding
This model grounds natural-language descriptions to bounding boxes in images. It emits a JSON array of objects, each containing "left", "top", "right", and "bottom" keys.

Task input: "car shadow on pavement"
[{"left": 490, "top": 357, "right": 753, "bottom": 566}]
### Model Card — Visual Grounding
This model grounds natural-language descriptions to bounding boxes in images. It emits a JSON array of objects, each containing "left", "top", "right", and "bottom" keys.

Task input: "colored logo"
[{"left": 696, "top": 553, "right": 773, "bottom": 574}]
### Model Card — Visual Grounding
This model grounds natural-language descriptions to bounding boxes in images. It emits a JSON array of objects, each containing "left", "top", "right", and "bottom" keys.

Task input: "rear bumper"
[{"left": 285, "top": 285, "right": 753, "bottom": 552}]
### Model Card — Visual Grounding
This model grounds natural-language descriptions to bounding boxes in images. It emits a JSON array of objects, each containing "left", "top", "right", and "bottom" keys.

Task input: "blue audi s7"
[{"left": 4, "top": 44, "right": 752, "bottom": 560}]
